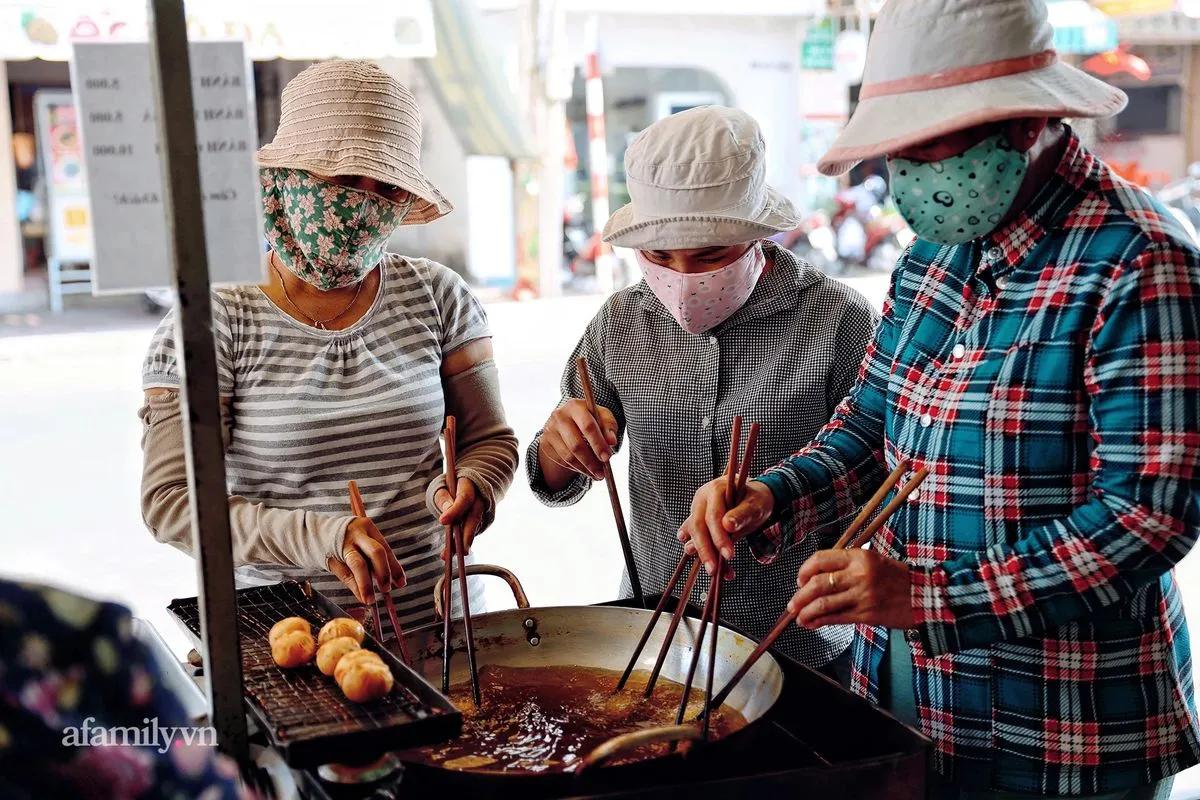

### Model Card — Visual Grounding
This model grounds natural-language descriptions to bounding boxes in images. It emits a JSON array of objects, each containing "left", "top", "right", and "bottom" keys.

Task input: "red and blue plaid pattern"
[{"left": 752, "top": 132, "right": 1200, "bottom": 795}]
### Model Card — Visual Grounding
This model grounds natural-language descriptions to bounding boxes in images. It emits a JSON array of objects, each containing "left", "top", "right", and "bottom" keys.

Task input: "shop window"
[{"left": 1113, "top": 84, "right": 1181, "bottom": 137}]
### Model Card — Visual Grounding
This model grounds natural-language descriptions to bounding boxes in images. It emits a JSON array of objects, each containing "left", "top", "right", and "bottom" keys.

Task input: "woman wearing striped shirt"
[{"left": 138, "top": 61, "right": 518, "bottom": 632}]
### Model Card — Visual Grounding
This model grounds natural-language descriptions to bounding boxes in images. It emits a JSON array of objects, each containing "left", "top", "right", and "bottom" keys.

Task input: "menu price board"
[{"left": 71, "top": 41, "right": 263, "bottom": 292}]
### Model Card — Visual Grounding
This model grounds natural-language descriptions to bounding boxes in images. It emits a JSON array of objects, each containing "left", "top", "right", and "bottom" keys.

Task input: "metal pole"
[
  {"left": 583, "top": 14, "right": 616, "bottom": 295},
  {"left": 146, "top": 0, "right": 249, "bottom": 764},
  {"left": 538, "top": 0, "right": 568, "bottom": 300}
]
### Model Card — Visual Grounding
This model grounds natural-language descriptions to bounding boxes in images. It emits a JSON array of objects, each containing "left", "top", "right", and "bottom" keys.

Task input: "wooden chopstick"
[
  {"left": 703, "top": 463, "right": 928, "bottom": 716},
  {"left": 345, "top": 479, "right": 385, "bottom": 645},
  {"left": 701, "top": 553, "right": 724, "bottom": 740},
  {"left": 723, "top": 416, "right": 743, "bottom": 509},
  {"left": 442, "top": 416, "right": 482, "bottom": 706},
  {"left": 697, "top": 420, "right": 756, "bottom": 735},
  {"left": 734, "top": 423, "right": 760, "bottom": 498},
  {"left": 347, "top": 481, "right": 410, "bottom": 666},
  {"left": 631, "top": 418, "right": 759, "bottom": 700},
  {"left": 833, "top": 462, "right": 908, "bottom": 550},
  {"left": 642, "top": 558, "right": 703, "bottom": 697},
  {"left": 846, "top": 467, "right": 929, "bottom": 550},
  {"left": 440, "top": 418, "right": 456, "bottom": 695},
  {"left": 680, "top": 418, "right": 753, "bottom": 737},
  {"left": 616, "top": 552, "right": 692, "bottom": 693},
  {"left": 674, "top": 558, "right": 719, "bottom": 727},
  {"left": 577, "top": 357, "right": 646, "bottom": 608}
]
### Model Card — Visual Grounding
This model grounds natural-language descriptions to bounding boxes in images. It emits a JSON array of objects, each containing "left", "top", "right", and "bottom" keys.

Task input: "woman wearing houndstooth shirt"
[{"left": 527, "top": 107, "right": 879, "bottom": 680}]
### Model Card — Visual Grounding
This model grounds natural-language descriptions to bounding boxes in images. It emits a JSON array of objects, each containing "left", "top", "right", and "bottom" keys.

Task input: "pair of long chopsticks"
[
  {"left": 440, "top": 416, "right": 482, "bottom": 706},
  {"left": 618, "top": 418, "right": 760, "bottom": 699},
  {"left": 677, "top": 417, "right": 759, "bottom": 740},
  {"left": 702, "top": 462, "right": 929, "bottom": 715},
  {"left": 347, "top": 481, "right": 410, "bottom": 666},
  {"left": 576, "top": 357, "right": 646, "bottom": 608}
]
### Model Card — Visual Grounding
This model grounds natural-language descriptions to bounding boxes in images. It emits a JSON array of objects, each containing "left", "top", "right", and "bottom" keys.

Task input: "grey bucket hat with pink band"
[
  {"left": 818, "top": 0, "right": 1128, "bottom": 177},
  {"left": 603, "top": 106, "right": 798, "bottom": 250}
]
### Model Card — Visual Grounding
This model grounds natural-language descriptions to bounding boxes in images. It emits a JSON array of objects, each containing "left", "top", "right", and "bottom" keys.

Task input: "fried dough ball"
[
  {"left": 268, "top": 617, "right": 311, "bottom": 646},
  {"left": 334, "top": 648, "right": 384, "bottom": 684},
  {"left": 318, "top": 617, "right": 366, "bottom": 647},
  {"left": 339, "top": 660, "right": 394, "bottom": 703},
  {"left": 271, "top": 630, "right": 316, "bottom": 668},
  {"left": 316, "top": 636, "right": 361, "bottom": 676}
]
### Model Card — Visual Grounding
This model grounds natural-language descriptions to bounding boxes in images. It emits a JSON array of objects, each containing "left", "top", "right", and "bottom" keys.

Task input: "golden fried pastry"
[
  {"left": 334, "top": 648, "right": 384, "bottom": 684},
  {"left": 269, "top": 617, "right": 311, "bottom": 646},
  {"left": 316, "top": 636, "right": 361, "bottom": 676},
  {"left": 271, "top": 630, "right": 316, "bottom": 668},
  {"left": 339, "top": 660, "right": 394, "bottom": 703},
  {"left": 318, "top": 617, "right": 366, "bottom": 647}
]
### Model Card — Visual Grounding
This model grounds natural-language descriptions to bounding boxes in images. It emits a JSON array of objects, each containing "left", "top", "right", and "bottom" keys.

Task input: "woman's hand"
[
  {"left": 677, "top": 478, "right": 775, "bottom": 577},
  {"left": 537, "top": 399, "right": 619, "bottom": 488},
  {"left": 787, "top": 548, "right": 914, "bottom": 630},
  {"left": 434, "top": 477, "right": 487, "bottom": 560},
  {"left": 327, "top": 517, "right": 407, "bottom": 604}
]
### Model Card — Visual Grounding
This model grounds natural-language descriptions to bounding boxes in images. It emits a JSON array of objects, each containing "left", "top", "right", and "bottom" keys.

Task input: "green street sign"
[{"left": 802, "top": 18, "right": 835, "bottom": 71}]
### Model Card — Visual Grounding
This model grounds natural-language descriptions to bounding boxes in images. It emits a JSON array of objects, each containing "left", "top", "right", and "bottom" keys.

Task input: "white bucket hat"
[
  {"left": 602, "top": 106, "right": 798, "bottom": 250},
  {"left": 257, "top": 60, "right": 452, "bottom": 225},
  {"left": 818, "top": 0, "right": 1128, "bottom": 177}
]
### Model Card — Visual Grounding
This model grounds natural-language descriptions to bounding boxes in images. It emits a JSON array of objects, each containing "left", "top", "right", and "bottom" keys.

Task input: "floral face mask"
[{"left": 260, "top": 167, "right": 412, "bottom": 290}]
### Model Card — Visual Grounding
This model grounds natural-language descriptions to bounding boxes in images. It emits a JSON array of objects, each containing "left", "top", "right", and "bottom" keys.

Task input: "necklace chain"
[{"left": 270, "top": 256, "right": 365, "bottom": 330}]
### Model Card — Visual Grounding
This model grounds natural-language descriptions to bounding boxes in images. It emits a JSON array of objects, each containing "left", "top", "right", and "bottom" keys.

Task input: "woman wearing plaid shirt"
[
  {"left": 527, "top": 106, "right": 878, "bottom": 681},
  {"left": 684, "top": 2, "right": 1200, "bottom": 798}
]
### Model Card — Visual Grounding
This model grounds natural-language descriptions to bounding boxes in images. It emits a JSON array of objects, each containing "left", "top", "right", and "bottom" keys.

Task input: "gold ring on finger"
[{"left": 827, "top": 572, "right": 837, "bottom": 590}]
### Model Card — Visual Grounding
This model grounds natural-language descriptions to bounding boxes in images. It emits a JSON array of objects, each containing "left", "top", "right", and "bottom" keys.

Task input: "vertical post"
[
  {"left": 0, "top": 62, "right": 24, "bottom": 299},
  {"left": 584, "top": 15, "right": 616, "bottom": 295},
  {"left": 146, "top": 0, "right": 249, "bottom": 763},
  {"left": 538, "top": 0, "right": 568, "bottom": 300}
]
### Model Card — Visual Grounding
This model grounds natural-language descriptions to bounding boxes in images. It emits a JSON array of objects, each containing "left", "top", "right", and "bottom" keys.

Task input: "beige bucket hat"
[
  {"left": 818, "top": 0, "right": 1128, "bottom": 176},
  {"left": 257, "top": 59, "right": 452, "bottom": 224},
  {"left": 602, "top": 106, "right": 798, "bottom": 250}
]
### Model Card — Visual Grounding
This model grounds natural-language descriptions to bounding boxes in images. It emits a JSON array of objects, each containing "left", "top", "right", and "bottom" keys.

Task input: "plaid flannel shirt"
[{"left": 751, "top": 131, "right": 1200, "bottom": 795}]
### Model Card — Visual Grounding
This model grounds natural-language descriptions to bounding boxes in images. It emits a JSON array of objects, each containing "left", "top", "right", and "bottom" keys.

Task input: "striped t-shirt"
[{"left": 142, "top": 254, "right": 489, "bottom": 631}]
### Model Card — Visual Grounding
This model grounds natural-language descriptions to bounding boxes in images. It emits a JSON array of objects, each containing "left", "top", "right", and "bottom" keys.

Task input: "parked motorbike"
[
  {"left": 1155, "top": 163, "right": 1200, "bottom": 245},
  {"left": 830, "top": 176, "right": 913, "bottom": 273},
  {"left": 863, "top": 211, "right": 915, "bottom": 273},
  {"left": 776, "top": 210, "right": 841, "bottom": 275}
]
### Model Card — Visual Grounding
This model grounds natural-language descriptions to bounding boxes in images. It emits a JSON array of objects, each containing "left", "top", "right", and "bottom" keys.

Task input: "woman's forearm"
[
  {"left": 426, "top": 359, "right": 519, "bottom": 529},
  {"left": 139, "top": 392, "right": 351, "bottom": 569}
]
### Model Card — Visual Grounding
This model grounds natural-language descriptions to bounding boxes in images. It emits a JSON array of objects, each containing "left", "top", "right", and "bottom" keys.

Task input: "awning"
[
  {"left": 1046, "top": 0, "right": 1120, "bottom": 53},
  {"left": 417, "top": 0, "right": 536, "bottom": 159},
  {"left": 0, "top": 1, "right": 436, "bottom": 61}
]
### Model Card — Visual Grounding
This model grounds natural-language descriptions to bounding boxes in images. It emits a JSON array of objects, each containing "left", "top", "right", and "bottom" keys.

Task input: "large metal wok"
[{"left": 385, "top": 564, "right": 785, "bottom": 795}]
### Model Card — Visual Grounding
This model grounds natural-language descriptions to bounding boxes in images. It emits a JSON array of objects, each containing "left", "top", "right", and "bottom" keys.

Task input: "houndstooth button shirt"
[{"left": 526, "top": 244, "right": 879, "bottom": 667}]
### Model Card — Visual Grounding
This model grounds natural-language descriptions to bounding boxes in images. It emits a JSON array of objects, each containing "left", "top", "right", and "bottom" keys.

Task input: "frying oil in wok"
[{"left": 400, "top": 665, "right": 748, "bottom": 773}]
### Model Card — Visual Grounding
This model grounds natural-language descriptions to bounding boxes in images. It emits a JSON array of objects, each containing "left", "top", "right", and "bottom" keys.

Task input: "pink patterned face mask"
[{"left": 636, "top": 244, "right": 766, "bottom": 335}]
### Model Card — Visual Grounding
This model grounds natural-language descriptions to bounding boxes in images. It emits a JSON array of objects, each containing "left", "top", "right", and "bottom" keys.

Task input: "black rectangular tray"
[{"left": 167, "top": 581, "right": 461, "bottom": 768}]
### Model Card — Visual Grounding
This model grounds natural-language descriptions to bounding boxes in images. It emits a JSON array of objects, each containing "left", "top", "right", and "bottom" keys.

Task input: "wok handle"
[
  {"left": 579, "top": 725, "right": 703, "bottom": 771},
  {"left": 433, "top": 564, "right": 530, "bottom": 618}
]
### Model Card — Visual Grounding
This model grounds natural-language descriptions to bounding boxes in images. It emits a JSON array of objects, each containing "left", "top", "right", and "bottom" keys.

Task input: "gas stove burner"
[{"left": 316, "top": 754, "right": 402, "bottom": 785}]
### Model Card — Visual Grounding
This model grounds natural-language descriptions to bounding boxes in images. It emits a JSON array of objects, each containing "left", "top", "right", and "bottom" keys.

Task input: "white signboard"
[
  {"left": 71, "top": 41, "right": 263, "bottom": 292},
  {"left": 34, "top": 90, "right": 93, "bottom": 264}
]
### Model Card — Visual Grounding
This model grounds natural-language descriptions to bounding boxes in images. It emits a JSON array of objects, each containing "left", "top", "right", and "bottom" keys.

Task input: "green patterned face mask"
[
  {"left": 260, "top": 167, "right": 412, "bottom": 290},
  {"left": 887, "top": 133, "right": 1028, "bottom": 246}
]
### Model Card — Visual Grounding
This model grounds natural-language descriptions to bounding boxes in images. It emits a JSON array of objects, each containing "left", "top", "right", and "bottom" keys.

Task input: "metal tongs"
[
  {"left": 616, "top": 416, "right": 759, "bottom": 742},
  {"left": 347, "top": 480, "right": 411, "bottom": 666},
  {"left": 439, "top": 415, "right": 482, "bottom": 706}
]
